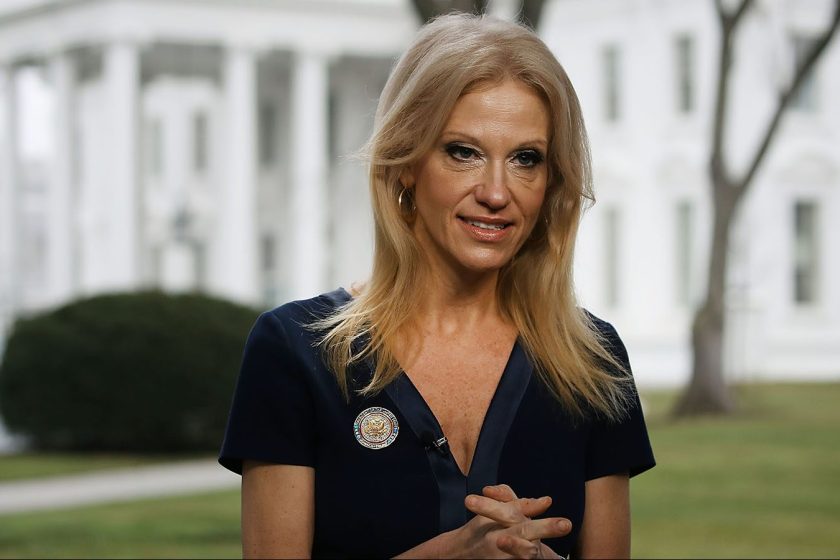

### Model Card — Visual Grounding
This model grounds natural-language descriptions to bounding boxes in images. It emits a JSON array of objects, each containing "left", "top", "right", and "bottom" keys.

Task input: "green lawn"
[
  {"left": 632, "top": 382, "right": 840, "bottom": 558},
  {"left": 0, "top": 490, "right": 241, "bottom": 559},
  {"left": 0, "top": 453, "right": 206, "bottom": 483},
  {"left": 0, "top": 382, "right": 838, "bottom": 558}
]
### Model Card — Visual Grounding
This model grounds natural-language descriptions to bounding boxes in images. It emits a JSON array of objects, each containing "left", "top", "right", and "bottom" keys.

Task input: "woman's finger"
[
  {"left": 482, "top": 484, "right": 518, "bottom": 502},
  {"left": 465, "top": 494, "right": 527, "bottom": 525},
  {"left": 496, "top": 533, "right": 541, "bottom": 559},
  {"left": 466, "top": 494, "right": 553, "bottom": 525},
  {"left": 516, "top": 517, "right": 573, "bottom": 542},
  {"left": 538, "top": 542, "right": 565, "bottom": 559},
  {"left": 481, "top": 486, "right": 554, "bottom": 519},
  {"left": 517, "top": 495, "right": 553, "bottom": 518}
]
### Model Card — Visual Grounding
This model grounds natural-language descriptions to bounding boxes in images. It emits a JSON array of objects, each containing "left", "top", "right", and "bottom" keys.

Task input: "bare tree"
[
  {"left": 675, "top": 0, "right": 840, "bottom": 416},
  {"left": 410, "top": 0, "right": 546, "bottom": 28}
]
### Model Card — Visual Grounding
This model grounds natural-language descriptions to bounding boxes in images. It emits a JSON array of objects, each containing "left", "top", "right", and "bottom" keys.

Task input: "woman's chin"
[{"left": 448, "top": 255, "right": 515, "bottom": 277}]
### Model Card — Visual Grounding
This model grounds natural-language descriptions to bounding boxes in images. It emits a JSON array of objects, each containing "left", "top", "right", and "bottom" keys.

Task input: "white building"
[
  {"left": 1, "top": 0, "right": 838, "bottom": 390},
  {"left": 545, "top": 0, "right": 840, "bottom": 386}
]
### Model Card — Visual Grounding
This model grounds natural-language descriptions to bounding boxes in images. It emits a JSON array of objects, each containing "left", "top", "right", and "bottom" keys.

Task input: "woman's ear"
[{"left": 399, "top": 167, "right": 415, "bottom": 189}]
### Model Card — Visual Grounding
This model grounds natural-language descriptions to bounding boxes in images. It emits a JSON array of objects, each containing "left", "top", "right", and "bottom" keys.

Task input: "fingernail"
[
  {"left": 558, "top": 519, "right": 572, "bottom": 531},
  {"left": 466, "top": 495, "right": 477, "bottom": 507}
]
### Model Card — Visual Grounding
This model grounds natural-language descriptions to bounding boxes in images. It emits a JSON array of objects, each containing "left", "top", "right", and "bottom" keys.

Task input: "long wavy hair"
[{"left": 315, "top": 13, "right": 631, "bottom": 420}]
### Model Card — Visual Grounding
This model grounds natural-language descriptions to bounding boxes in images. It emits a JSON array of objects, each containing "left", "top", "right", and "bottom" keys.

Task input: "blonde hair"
[{"left": 316, "top": 13, "right": 630, "bottom": 420}]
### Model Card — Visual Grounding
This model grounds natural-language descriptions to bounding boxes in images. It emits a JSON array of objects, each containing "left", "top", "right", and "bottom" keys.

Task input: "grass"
[
  {"left": 0, "top": 490, "right": 241, "bottom": 559},
  {"left": 631, "top": 382, "right": 840, "bottom": 558},
  {"left": 0, "top": 382, "right": 838, "bottom": 558},
  {"left": 0, "top": 453, "right": 209, "bottom": 483}
]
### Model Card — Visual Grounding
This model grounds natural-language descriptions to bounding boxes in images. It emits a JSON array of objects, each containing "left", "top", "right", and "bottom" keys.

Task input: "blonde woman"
[{"left": 221, "top": 13, "right": 654, "bottom": 559}]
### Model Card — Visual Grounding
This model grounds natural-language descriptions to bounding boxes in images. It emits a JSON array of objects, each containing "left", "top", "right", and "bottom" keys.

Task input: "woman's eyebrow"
[
  {"left": 516, "top": 139, "right": 548, "bottom": 149},
  {"left": 440, "top": 130, "right": 548, "bottom": 149},
  {"left": 440, "top": 130, "right": 482, "bottom": 144}
]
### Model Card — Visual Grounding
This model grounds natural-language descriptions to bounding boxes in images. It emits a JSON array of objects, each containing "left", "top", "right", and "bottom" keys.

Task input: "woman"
[{"left": 220, "top": 13, "right": 654, "bottom": 559}]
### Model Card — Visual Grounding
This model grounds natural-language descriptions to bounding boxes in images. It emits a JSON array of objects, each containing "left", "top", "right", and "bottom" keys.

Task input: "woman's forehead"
[{"left": 442, "top": 80, "right": 550, "bottom": 144}]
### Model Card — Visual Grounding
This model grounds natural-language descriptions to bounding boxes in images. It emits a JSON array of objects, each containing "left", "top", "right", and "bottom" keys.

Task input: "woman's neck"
[{"left": 411, "top": 267, "right": 506, "bottom": 338}]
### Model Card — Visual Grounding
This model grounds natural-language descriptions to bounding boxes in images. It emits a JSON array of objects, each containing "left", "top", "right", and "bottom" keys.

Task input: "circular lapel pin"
[{"left": 354, "top": 406, "right": 399, "bottom": 449}]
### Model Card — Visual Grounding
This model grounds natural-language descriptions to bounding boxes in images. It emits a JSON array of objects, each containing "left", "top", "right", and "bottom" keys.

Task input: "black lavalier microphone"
[{"left": 420, "top": 431, "right": 450, "bottom": 456}]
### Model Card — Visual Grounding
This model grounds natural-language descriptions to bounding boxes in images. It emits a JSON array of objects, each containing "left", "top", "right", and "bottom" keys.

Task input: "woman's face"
[{"left": 402, "top": 79, "right": 550, "bottom": 279}]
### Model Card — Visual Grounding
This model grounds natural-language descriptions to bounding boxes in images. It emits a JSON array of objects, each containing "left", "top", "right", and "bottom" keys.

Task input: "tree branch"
[
  {"left": 518, "top": 0, "right": 546, "bottom": 29},
  {"left": 714, "top": 0, "right": 725, "bottom": 21},
  {"left": 731, "top": 0, "right": 753, "bottom": 26},
  {"left": 711, "top": 0, "right": 755, "bottom": 187},
  {"left": 715, "top": 0, "right": 753, "bottom": 28},
  {"left": 736, "top": 0, "right": 840, "bottom": 191},
  {"left": 410, "top": 0, "right": 489, "bottom": 23},
  {"left": 410, "top": 0, "right": 439, "bottom": 22}
]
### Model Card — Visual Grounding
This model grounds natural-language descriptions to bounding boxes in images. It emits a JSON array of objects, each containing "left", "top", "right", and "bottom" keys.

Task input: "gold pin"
[{"left": 353, "top": 407, "right": 399, "bottom": 449}]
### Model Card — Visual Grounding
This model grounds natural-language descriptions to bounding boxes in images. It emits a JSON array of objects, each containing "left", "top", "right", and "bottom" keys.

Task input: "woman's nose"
[{"left": 475, "top": 161, "right": 511, "bottom": 209}]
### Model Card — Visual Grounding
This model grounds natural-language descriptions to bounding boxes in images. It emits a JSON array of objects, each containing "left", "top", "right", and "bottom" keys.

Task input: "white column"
[
  {"left": 0, "top": 64, "right": 19, "bottom": 333},
  {"left": 217, "top": 46, "right": 258, "bottom": 303},
  {"left": 289, "top": 50, "right": 329, "bottom": 300},
  {"left": 46, "top": 52, "right": 75, "bottom": 305},
  {"left": 103, "top": 42, "right": 140, "bottom": 290}
]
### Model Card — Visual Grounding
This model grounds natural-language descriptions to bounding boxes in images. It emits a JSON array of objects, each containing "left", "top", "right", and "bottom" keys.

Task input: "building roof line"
[
  {"left": 0, "top": 0, "right": 94, "bottom": 26},
  {"left": 0, "top": 0, "right": 409, "bottom": 27}
]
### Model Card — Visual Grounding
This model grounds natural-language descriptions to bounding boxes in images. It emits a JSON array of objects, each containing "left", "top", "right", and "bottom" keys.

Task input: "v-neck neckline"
[
  {"left": 331, "top": 286, "right": 534, "bottom": 531},
  {"left": 395, "top": 339, "right": 518, "bottom": 478},
  {"left": 383, "top": 335, "right": 533, "bottom": 531}
]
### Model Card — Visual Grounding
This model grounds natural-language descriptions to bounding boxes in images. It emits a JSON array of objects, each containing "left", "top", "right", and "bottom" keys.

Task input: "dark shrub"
[{"left": 0, "top": 291, "right": 260, "bottom": 452}]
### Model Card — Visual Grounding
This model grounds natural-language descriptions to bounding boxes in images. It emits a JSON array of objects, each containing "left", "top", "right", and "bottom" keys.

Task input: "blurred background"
[{"left": 0, "top": 0, "right": 838, "bottom": 558}]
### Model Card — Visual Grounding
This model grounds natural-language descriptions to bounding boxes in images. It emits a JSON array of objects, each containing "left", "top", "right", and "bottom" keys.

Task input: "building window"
[
  {"left": 147, "top": 118, "right": 164, "bottom": 178},
  {"left": 602, "top": 44, "right": 621, "bottom": 122},
  {"left": 193, "top": 111, "right": 208, "bottom": 173},
  {"left": 791, "top": 35, "right": 818, "bottom": 111},
  {"left": 259, "top": 102, "right": 277, "bottom": 166},
  {"left": 676, "top": 201, "right": 694, "bottom": 306},
  {"left": 22, "top": 220, "right": 47, "bottom": 291},
  {"left": 675, "top": 34, "right": 695, "bottom": 114},
  {"left": 261, "top": 234, "right": 275, "bottom": 272},
  {"left": 604, "top": 207, "right": 620, "bottom": 307},
  {"left": 328, "top": 89, "right": 339, "bottom": 161},
  {"left": 193, "top": 241, "right": 207, "bottom": 291},
  {"left": 793, "top": 200, "right": 818, "bottom": 304},
  {"left": 150, "top": 245, "right": 163, "bottom": 286},
  {"left": 261, "top": 234, "right": 277, "bottom": 305}
]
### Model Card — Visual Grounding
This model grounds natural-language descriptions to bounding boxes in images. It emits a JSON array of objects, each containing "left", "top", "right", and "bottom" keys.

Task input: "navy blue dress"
[{"left": 219, "top": 288, "right": 655, "bottom": 558}]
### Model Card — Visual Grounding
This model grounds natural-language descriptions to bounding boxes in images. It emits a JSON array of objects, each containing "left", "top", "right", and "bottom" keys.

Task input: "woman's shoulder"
[
  {"left": 237, "top": 289, "right": 354, "bottom": 391},
  {"left": 261, "top": 287, "right": 353, "bottom": 329},
  {"left": 243, "top": 287, "right": 352, "bottom": 359},
  {"left": 581, "top": 309, "right": 630, "bottom": 369},
  {"left": 582, "top": 309, "right": 620, "bottom": 338}
]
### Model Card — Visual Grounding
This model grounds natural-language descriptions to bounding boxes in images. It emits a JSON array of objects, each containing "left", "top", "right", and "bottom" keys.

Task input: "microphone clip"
[{"left": 423, "top": 432, "right": 449, "bottom": 456}]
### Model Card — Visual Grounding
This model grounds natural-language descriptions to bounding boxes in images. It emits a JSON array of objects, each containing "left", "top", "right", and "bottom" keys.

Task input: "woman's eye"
[
  {"left": 445, "top": 144, "right": 478, "bottom": 161},
  {"left": 513, "top": 150, "right": 544, "bottom": 168}
]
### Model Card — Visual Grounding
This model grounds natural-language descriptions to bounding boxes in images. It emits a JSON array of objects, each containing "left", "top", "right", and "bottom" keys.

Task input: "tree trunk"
[
  {"left": 409, "top": 1, "right": 544, "bottom": 28},
  {"left": 410, "top": 0, "right": 489, "bottom": 23},
  {"left": 672, "top": 0, "right": 748, "bottom": 418},
  {"left": 674, "top": 0, "right": 839, "bottom": 417},
  {"left": 674, "top": 180, "right": 738, "bottom": 415},
  {"left": 519, "top": 0, "right": 546, "bottom": 28}
]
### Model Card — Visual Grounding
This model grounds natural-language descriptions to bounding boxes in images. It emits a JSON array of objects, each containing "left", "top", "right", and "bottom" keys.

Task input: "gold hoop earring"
[{"left": 398, "top": 186, "right": 416, "bottom": 214}]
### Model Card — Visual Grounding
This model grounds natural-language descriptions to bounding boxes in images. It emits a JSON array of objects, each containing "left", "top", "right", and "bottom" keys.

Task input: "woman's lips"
[{"left": 457, "top": 216, "right": 513, "bottom": 241}]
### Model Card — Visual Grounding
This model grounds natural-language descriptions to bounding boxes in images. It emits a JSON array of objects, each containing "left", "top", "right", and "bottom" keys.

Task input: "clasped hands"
[{"left": 453, "top": 484, "right": 571, "bottom": 559}]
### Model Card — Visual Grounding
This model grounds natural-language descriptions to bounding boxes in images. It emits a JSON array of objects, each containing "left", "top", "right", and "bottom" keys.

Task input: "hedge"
[{"left": 0, "top": 291, "right": 260, "bottom": 452}]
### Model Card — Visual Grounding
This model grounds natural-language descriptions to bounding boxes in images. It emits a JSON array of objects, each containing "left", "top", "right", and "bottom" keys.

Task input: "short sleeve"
[
  {"left": 585, "top": 319, "right": 656, "bottom": 480},
  {"left": 218, "top": 310, "right": 316, "bottom": 474}
]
